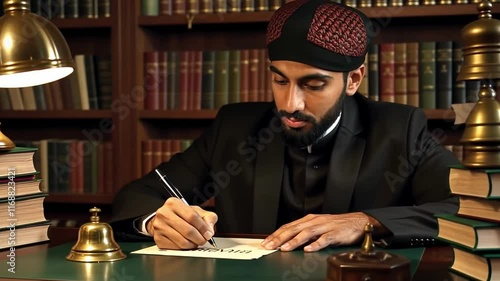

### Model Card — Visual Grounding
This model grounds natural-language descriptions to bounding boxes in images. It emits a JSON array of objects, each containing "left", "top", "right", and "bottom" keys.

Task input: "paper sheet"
[
  {"left": 451, "top": 103, "right": 476, "bottom": 124},
  {"left": 131, "top": 237, "right": 278, "bottom": 260}
]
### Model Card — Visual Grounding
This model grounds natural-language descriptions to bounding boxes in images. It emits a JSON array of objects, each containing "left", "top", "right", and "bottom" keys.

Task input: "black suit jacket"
[{"left": 111, "top": 93, "right": 460, "bottom": 247}]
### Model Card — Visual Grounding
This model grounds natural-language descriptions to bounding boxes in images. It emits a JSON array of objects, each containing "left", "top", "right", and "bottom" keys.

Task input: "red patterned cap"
[{"left": 266, "top": 0, "right": 372, "bottom": 72}]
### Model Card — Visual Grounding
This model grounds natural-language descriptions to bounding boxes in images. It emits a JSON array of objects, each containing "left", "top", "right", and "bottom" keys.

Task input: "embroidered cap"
[{"left": 266, "top": 0, "right": 373, "bottom": 72}]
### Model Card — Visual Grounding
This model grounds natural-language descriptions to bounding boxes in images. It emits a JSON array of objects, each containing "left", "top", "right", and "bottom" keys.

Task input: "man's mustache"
[{"left": 278, "top": 110, "right": 315, "bottom": 123}]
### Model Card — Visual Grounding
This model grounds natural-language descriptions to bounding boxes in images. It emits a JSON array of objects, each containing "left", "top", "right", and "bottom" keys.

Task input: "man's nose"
[{"left": 283, "top": 85, "right": 305, "bottom": 113}]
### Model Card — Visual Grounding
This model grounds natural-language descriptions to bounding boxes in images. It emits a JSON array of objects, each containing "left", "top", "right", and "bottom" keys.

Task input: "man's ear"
[{"left": 345, "top": 64, "right": 365, "bottom": 96}]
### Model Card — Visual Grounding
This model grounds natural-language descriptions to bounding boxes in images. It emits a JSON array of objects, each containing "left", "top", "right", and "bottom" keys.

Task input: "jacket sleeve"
[
  {"left": 363, "top": 108, "right": 461, "bottom": 248},
  {"left": 109, "top": 105, "right": 228, "bottom": 240}
]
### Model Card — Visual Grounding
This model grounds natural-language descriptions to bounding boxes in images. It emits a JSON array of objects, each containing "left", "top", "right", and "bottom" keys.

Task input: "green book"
[
  {"left": 0, "top": 147, "right": 38, "bottom": 178},
  {"left": 228, "top": 50, "right": 241, "bottom": 104},
  {"left": 142, "top": 0, "right": 159, "bottom": 16},
  {"left": 449, "top": 164, "right": 500, "bottom": 199},
  {"left": 419, "top": 41, "right": 436, "bottom": 109},
  {"left": 201, "top": 51, "right": 216, "bottom": 109},
  {"left": 436, "top": 213, "right": 500, "bottom": 251},
  {"left": 214, "top": 50, "right": 230, "bottom": 109},
  {"left": 450, "top": 246, "right": 500, "bottom": 281}
]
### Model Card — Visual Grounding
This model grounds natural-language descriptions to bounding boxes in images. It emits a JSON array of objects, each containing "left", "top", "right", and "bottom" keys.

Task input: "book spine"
[
  {"left": 98, "top": 0, "right": 111, "bottom": 17},
  {"left": 394, "top": 43, "right": 407, "bottom": 105},
  {"left": 143, "top": 51, "right": 160, "bottom": 110},
  {"left": 201, "top": 51, "right": 216, "bottom": 109},
  {"left": 379, "top": 43, "right": 395, "bottom": 103},
  {"left": 242, "top": 0, "right": 255, "bottom": 12},
  {"left": 178, "top": 51, "right": 190, "bottom": 110},
  {"left": 452, "top": 41, "right": 466, "bottom": 104},
  {"left": 167, "top": 51, "right": 179, "bottom": 110},
  {"left": 255, "top": 0, "right": 269, "bottom": 11},
  {"left": 160, "top": 0, "right": 172, "bottom": 15},
  {"left": 419, "top": 41, "right": 437, "bottom": 109},
  {"left": 240, "top": 49, "right": 250, "bottom": 103},
  {"left": 193, "top": 51, "right": 203, "bottom": 110},
  {"left": 248, "top": 49, "right": 260, "bottom": 102},
  {"left": 199, "top": 0, "right": 213, "bottom": 13},
  {"left": 368, "top": 44, "right": 379, "bottom": 101},
  {"left": 228, "top": 50, "right": 241, "bottom": 104},
  {"left": 214, "top": 50, "right": 230, "bottom": 109},
  {"left": 158, "top": 51, "right": 168, "bottom": 110},
  {"left": 406, "top": 42, "right": 419, "bottom": 107},
  {"left": 436, "top": 41, "right": 453, "bottom": 109},
  {"left": 79, "top": 0, "right": 96, "bottom": 18},
  {"left": 143, "top": 0, "right": 159, "bottom": 16}
]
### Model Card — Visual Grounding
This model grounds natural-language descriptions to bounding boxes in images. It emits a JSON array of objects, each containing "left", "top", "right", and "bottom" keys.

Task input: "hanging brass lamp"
[{"left": 457, "top": 0, "right": 500, "bottom": 168}]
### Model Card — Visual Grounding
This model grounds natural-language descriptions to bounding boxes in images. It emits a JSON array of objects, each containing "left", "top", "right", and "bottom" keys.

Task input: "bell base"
[
  {"left": 461, "top": 144, "right": 500, "bottom": 169},
  {"left": 66, "top": 249, "right": 127, "bottom": 262}
]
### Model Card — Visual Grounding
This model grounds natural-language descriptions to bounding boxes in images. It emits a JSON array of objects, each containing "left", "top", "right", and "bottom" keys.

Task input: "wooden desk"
[{"left": 0, "top": 240, "right": 460, "bottom": 281}]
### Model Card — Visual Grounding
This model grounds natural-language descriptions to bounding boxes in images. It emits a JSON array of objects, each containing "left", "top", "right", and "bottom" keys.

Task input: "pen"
[{"left": 154, "top": 169, "right": 218, "bottom": 249}]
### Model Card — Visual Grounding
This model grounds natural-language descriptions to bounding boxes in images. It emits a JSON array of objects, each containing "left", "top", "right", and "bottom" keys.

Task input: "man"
[{"left": 111, "top": 0, "right": 460, "bottom": 251}]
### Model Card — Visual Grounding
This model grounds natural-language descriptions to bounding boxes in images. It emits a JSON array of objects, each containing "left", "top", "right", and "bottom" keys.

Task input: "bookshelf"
[{"left": 0, "top": 0, "right": 498, "bottom": 242}]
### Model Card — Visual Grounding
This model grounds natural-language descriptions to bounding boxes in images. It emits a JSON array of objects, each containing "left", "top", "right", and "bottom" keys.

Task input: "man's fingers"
[
  {"left": 304, "top": 233, "right": 337, "bottom": 252},
  {"left": 152, "top": 219, "right": 198, "bottom": 249},
  {"left": 279, "top": 224, "right": 329, "bottom": 251},
  {"left": 262, "top": 214, "right": 320, "bottom": 249}
]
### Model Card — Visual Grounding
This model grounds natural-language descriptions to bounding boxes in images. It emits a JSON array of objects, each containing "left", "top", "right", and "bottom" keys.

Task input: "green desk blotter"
[{"left": 0, "top": 242, "right": 424, "bottom": 281}]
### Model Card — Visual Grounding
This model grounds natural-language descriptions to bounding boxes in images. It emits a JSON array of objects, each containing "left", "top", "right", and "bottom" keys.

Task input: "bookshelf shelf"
[
  {"left": 138, "top": 4, "right": 499, "bottom": 27},
  {"left": 52, "top": 18, "right": 113, "bottom": 29},
  {"left": 138, "top": 12, "right": 275, "bottom": 26},
  {"left": 0, "top": 110, "right": 113, "bottom": 119},
  {"left": 45, "top": 194, "right": 114, "bottom": 204},
  {"left": 140, "top": 110, "right": 219, "bottom": 119}
]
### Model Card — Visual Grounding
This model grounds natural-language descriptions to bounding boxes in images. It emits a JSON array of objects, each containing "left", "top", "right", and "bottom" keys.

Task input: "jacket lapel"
[
  {"left": 252, "top": 113, "right": 285, "bottom": 234},
  {"left": 323, "top": 95, "right": 365, "bottom": 214}
]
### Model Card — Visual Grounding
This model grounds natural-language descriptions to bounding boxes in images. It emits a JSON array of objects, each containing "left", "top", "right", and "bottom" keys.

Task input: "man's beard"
[{"left": 279, "top": 92, "right": 345, "bottom": 148}]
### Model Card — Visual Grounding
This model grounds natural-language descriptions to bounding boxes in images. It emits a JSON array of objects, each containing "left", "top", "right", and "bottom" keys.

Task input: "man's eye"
[
  {"left": 273, "top": 80, "right": 288, "bottom": 85},
  {"left": 305, "top": 84, "right": 325, "bottom": 90}
]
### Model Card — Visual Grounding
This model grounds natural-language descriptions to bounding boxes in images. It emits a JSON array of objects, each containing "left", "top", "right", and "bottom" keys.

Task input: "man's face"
[{"left": 270, "top": 61, "right": 352, "bottom": 147}]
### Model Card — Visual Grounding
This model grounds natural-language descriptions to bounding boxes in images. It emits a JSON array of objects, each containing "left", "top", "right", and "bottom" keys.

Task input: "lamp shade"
[{"left": 0, "top": 0, "right": 74, "bottom": 88}]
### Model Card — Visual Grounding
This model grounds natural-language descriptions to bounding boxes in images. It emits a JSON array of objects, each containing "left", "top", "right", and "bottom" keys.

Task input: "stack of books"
[
  {"left": 0, "top": 146, "right": 50, "bottom": 250},
  {"left": 436, "top": 165, "right": 500, "bottom": 280}
]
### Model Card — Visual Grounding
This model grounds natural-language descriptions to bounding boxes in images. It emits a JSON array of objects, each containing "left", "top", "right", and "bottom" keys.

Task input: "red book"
[
  {"left": 158, "top": 51, "right": 168, "bottom": 110},
  {"left": 178, "top": 51, "right": 190, "bottom": 110},
  {"left": 192, "top": 51, "right": 203, "bottom": 110},
  {"left": 144, "top": 51, "right": 160, "bottom": 110}
]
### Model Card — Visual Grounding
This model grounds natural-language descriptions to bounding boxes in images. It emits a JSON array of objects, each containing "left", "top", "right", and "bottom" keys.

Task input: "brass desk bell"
[
  {"left": 326, "top": 223, "right": 410, "bottom": 281},
  {"left": 66, "top": 207, "right": 126, "bottom": 262}
]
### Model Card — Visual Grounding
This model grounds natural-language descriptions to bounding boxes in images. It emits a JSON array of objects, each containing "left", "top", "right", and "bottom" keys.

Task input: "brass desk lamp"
[
  {"left": 458, "top": 0, "right": 500, "bottom": 168},
  {"left": 0, "top": 0, "right": 74, "bottom": 150}
]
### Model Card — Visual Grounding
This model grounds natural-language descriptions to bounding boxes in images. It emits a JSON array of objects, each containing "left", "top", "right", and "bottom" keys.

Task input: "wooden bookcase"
[{"left": 0, "top": 1, "right": 497, "bottom": 241}]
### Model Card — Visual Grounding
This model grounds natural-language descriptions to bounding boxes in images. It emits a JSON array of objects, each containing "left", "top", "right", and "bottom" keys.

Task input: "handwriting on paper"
[{"left": 131, "top": 237, "right": 278, "bottom": 260}]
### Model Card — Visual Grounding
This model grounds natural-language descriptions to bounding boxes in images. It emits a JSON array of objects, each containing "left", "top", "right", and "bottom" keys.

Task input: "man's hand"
[
  {"left": 261, "top": 212, "right": 388, "bottom": 252},
  {"left": 146, "top": 197, "right": 218, "bottom": 250}
]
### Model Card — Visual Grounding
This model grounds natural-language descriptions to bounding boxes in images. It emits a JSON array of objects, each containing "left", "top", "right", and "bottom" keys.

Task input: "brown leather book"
[
  {"left": 406, "top": 42, "right": 420, "bottom": 107},
  {"left": 144, "top": 51, "right": 160, "bottom": 110},
  {"left": 178, "top": 51, "right": 190, "bottom": 110},
  {"left": 158, "top": 51, "right": 168, "bottom": 110},
  {"left": 379, "top": 43, "right": 395, "bottom": 103},
  {"left": 394, "top": 43, "right": 407, "bottom": 105}
]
